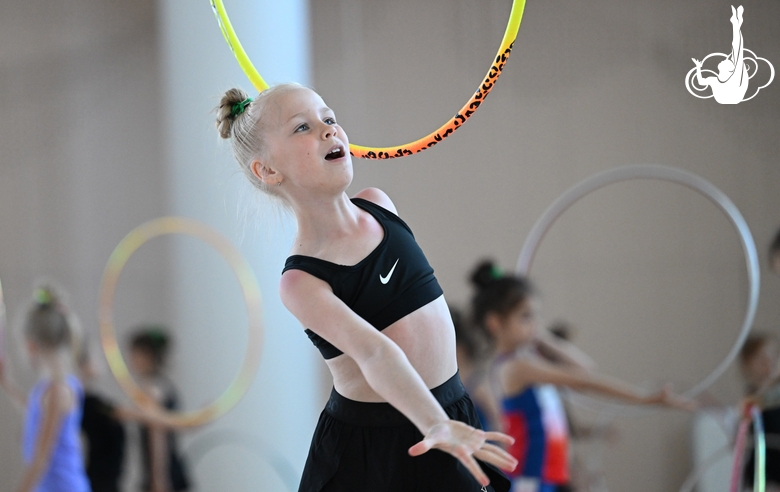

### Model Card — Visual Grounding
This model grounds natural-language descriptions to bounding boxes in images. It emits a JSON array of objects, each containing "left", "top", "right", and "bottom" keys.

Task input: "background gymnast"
[
  {"left": 127, "top": 327, "right": 191, "bottom": 492},
  {"left": 738, "top": 336, "right": 780, "bottom": 490},
  {"left": 215, "top": 83, "right": 518, "bottom": 491},
  {"left": 0, "top": 287, "right": 91, "bottom": 492},
  {"left": 467, "top": 260, "right": 693, "bottom": 492}
]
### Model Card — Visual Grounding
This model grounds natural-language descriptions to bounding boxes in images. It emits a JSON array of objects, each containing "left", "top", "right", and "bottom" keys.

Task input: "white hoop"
[{"left": 516, "top": 165, "right": 760, "bottom": 398}]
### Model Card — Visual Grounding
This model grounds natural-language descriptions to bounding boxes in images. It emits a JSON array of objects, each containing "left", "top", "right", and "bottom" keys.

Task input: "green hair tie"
[
  {"left": 489, "top": 265, "right": 504, "bottom": 280},
  {"left": 34, "top": 288, "right": 53, "bottom": 306},
  {"left": 230, "top": 97, "right": 253, "bottom": 118}
]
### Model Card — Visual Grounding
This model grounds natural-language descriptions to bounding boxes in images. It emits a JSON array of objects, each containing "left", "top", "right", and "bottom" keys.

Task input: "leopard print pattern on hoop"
[
  {"left": 350, "top": 43, "right": 515, "bottom": 160},
  {"left": 212, "top": 0, "right": 526, "bottom": 161}
]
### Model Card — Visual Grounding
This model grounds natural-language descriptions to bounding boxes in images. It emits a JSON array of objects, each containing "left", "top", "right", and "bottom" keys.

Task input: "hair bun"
[
  {"left": 469, "top": 260, "right": 502, "bottom": 289},
  {"left": 216, "top": 88, "right": 251, "bottom": 139},
  {"left": 33, "top": 286, "right": 59, "bottom": 308}
]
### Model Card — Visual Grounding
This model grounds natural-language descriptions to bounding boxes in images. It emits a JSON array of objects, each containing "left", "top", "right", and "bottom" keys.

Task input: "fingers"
[
  {"left": 408, "top": 438, "right": 433, "bottom": 457},
  {"left": 474, "top": 443, "right": 518, "bottom": 472},
  {"left": 454, "top": 449, "right": 490, "bottom": 486},
  {"left": 483, "top": 431, "right": 515, "bottom": 447}
]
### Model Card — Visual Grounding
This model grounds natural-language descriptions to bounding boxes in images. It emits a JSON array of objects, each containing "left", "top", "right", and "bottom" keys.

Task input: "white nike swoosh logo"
[{"left": 379, "top": 259, "right": 399, "bottom": 285}]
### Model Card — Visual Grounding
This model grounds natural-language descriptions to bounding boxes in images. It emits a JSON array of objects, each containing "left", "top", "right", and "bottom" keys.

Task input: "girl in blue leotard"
[{"left": 0, "top": 286, "right": 91, "bottom": 492}]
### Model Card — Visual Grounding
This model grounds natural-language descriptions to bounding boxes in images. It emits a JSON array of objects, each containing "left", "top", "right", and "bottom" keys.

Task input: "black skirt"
[{"left": 299, "top": 372, "right": 511, "bottom": 492}]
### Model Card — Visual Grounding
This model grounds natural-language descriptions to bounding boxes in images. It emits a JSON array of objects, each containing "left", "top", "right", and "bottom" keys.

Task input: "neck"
[
  {"left": 40, "top": 351, "right": 68, "bottom": 381},
  {"left": 290, "top": 192, "right": 360, "bottom": 251},
  {"left": 495, "top": 338, "right": 523, "bottom": 357}
]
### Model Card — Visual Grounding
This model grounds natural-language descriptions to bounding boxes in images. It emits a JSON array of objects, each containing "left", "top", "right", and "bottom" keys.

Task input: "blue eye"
[
  {"left": 294, "top": 123, "right": 309, "bottom": 133},
  {"left": 324, "top": 117, "right": 336, "bottom": 125}
]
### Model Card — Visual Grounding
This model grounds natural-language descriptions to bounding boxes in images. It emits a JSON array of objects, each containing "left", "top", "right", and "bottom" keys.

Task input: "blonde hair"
[
  {"left": 215, "top": 83, "right": 305, "bottom": 196},
  {"left": 25, "top": 286, "right": 79, "bottom": 353}
]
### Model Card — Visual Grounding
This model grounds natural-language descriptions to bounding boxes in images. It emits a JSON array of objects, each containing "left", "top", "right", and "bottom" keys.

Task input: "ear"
[{"left": 250, "top": 159, "right": 282, "bottom": 187}]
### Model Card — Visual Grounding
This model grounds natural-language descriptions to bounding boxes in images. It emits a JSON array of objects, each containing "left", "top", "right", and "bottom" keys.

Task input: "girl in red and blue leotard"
[{"left": 468, "top": 261, "right": 693, "bottom": 492}]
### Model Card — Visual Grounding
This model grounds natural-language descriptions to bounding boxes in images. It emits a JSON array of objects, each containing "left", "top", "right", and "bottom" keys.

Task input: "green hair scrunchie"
[
  {"left": 230, "top": 97, "right": 253, "bottom": 118},
  {"left": 34, "top": 288, "right": 53, "bottom": 306}
]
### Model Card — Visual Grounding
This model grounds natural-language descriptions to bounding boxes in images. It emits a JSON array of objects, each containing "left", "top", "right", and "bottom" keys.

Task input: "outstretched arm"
[
  {"left": 16, "top": 382, "right": 70, "bottom": 492},
  {"left": 0, "top": 358, "right": 27, "bottom": 413},
  {"left": 534, "top": 330, "right": 597, "bottom": 372},
  {"left": 280, "top": 271, "right": 517, "bottom": 485},
  {"left": 501, "top": 357, "right": 694, "bottom": 411}
]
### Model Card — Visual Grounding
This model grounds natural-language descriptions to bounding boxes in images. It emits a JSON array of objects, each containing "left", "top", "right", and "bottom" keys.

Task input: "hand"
[
  {"left": 408, "top": 420, "right": 518, "bottom": 486},
  {"left": 739, "top": 395, "right": 759, "bottom": 417},
  {"left": 646, "top": 385, "right": 697, "bottom": 412}
]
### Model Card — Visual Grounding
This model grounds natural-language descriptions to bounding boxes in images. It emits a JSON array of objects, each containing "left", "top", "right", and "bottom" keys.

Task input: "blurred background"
[{"left": 0, "top": 0, "right": 778, "bottom": 491}]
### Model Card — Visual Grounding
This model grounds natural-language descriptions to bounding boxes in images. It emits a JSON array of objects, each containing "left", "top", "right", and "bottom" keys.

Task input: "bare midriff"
[{"left": 325, "top": 295, "right": 457, "bottom": 402}]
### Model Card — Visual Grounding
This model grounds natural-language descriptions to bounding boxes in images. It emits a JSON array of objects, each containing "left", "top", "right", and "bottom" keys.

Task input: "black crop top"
[{"left": 282, "top": 198, "right": 444, "bottom": 359}]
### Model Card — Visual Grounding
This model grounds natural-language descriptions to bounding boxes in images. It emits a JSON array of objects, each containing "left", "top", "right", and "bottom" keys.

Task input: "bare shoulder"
[
  {"left": 352, "top": 187, "right": 398, "bottom": 215},
  {"left": 500, "top": 356, "right": 543, "bottom": 394},
  {"left": 42, "top": 381, "right": 75, "bottom": 413},
  {"left": 279, "top": 269, "right": 330, "bottom": 312}
]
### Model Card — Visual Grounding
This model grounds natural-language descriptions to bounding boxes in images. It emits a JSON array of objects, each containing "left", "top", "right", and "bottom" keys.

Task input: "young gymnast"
[
  {"left": 216, "top": 83, "right": 517, "bottom": 491},
  {"left": 739, "top": 332, "right": 780, "bottom": 491},
  {"left": 0, "top": 287, "right": 91, "bottom": 492},
  {"left": 468, "top": 260, "right": 692, "bottom": 492},
  {"left": 127, "top": 327, "right": 190, "bottom": 492}
]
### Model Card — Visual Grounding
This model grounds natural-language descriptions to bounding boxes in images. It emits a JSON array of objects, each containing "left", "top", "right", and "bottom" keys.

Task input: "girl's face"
[
  {"left": 494, "top": 299, "right": 538, "bottom": 348},
  {"left": 742, "top": 341, "right": 779, "bottom": 389},
  {"left": 256, "top": 88, "right": 353, "bottom": 200},
  {"left": 129, "top": 347, "right": 157, "bottom": 378},
  {"left": 25, "top": 339, "right": 41, "bottom": 367}
]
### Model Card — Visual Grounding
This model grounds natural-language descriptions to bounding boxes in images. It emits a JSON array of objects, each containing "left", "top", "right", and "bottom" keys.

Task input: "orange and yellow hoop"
[{"left": 210, "top": 0, "right": 527, "bottom": 159}]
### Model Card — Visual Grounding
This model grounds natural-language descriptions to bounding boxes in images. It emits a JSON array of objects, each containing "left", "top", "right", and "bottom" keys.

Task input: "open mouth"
[{"left": 325, "top": 146, "right": 345, "bottom": 161}]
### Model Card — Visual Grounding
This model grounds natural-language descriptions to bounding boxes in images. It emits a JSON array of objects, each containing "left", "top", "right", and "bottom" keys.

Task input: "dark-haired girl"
[
  {"left": 128, "top": 327, "right": 190, "bottom": 492},
  {"left": 468, "top": 261, "right": 692, "bottom": 492}
]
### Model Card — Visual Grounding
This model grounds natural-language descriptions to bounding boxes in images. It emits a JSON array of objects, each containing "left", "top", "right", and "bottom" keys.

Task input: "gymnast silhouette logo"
[{"left": 685, "top": 5, "right": 774, "bottom": 104}]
